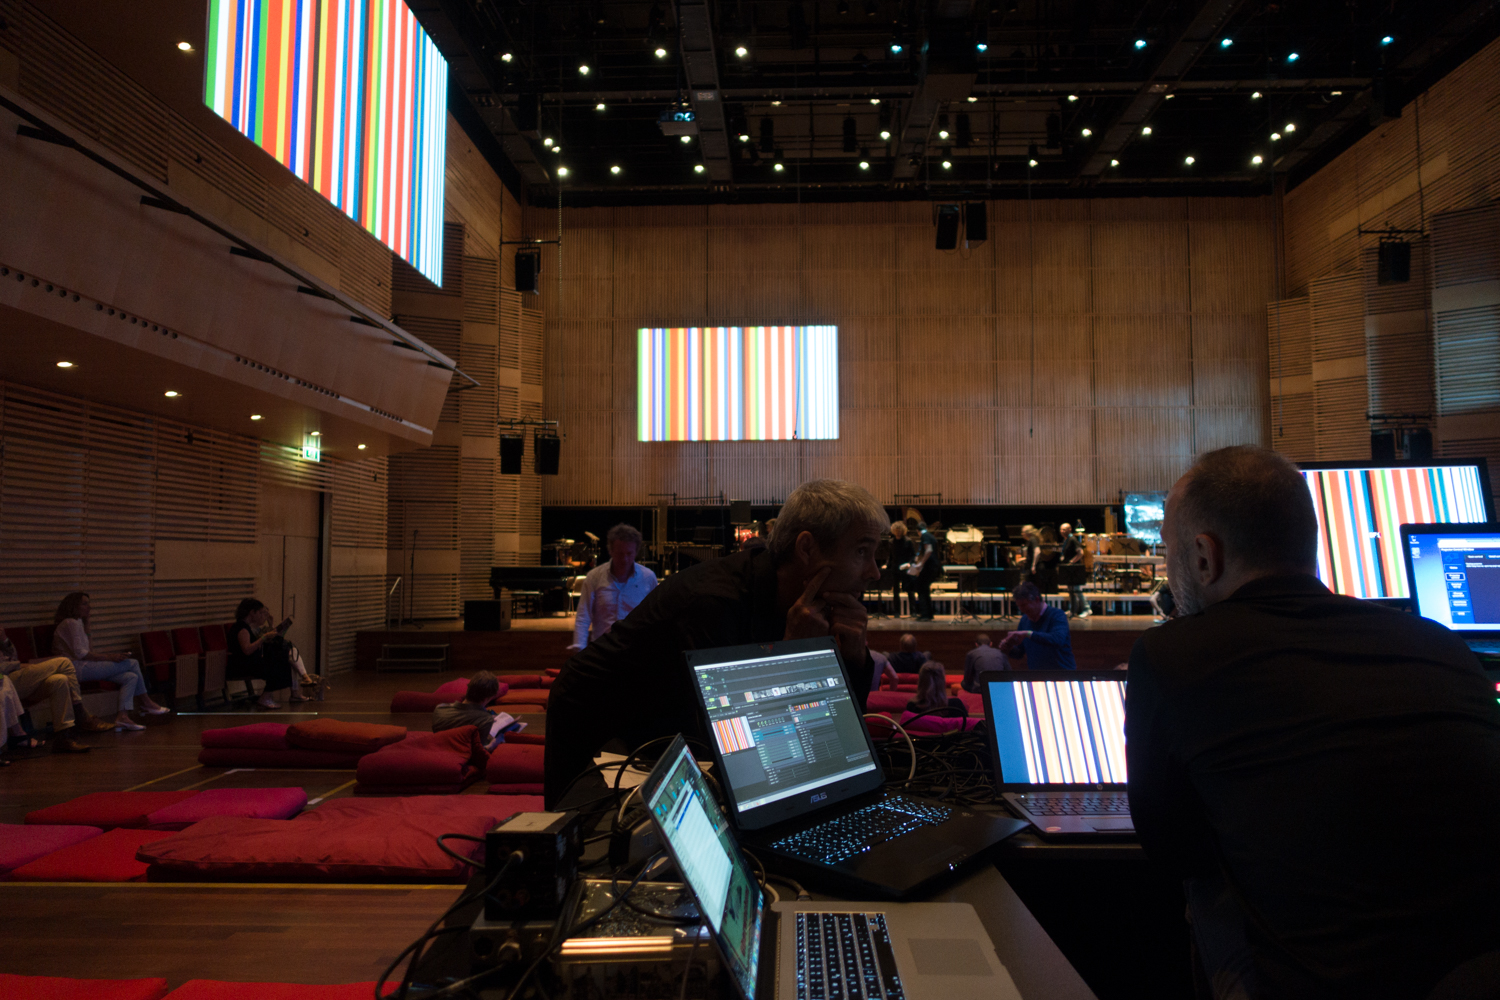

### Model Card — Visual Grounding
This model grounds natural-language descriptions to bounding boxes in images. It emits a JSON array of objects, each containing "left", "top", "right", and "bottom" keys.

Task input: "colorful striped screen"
[
  {"left": 637, "top": 326, "right": 838, "bottom": 442},
  {"left": 988, "top": 679, "right": 1128, "bottom": 786},
  {"left": 204, "top": 0, "right": 447, "bottom": 285},
  {"left": 1303, "top": 465, "right": 1490, "bottom": 599}
]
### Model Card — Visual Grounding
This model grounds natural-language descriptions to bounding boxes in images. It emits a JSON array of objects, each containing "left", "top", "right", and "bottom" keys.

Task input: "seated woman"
[
  {"left": 904, "top": 661, "right": 966, "bottom": 718},
  {"left": 228, "top": 599, "right": 303, "bottom": 710},
  {"left": 53, "top": 592, "right": 169, "bottom": 730}
]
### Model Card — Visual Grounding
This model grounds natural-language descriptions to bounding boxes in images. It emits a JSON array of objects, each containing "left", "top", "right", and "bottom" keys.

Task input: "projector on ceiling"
[{"left": 658, "top": 107, "right": 698, "bottom": 136}]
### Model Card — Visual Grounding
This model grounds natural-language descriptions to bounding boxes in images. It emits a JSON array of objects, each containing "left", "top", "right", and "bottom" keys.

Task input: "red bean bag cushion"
[
  {"left": 24, "top": 791, "right": 201, "bottom": 830},
  {"left": 946, "top": 674, "right": 965, "bottom": 687},
  {"left": 495, "top": 688, "right": 549, "bottom": 709},
  {"left": 163, "top": 982, "right": 392, "bottom": 999},
  {"left": 0, "top": 824, "right": 104, "bottom": 875},
  {"left": 390, "top": 678, "right": 500, "bottom": 714},
  {"left": 286, "top": 719, "right": 406, "bottom": 754},
  {"left": 9, "top": 828, "right": 176, "bottom": 881},
  {"left": 503, "top": 731, "right": 545, "bottom": 746},
  {"left": 0, "top": 974, "right": 168, "bottom": 1000},
  {"left": 545, "top": 667, "right": 561, "bottom": 677},
  {"left": 895, "top": 672, "right": 920, "bottom": 685},
  {"left": 897, "top": 711, "right": 983, "bottom": 735},
  {"left": 139, "top": 795, "right": 545, "bottom": 882},
  {"left": 197, "top": 748, "right": 370, "bottom": 768},
  {"left": 865, "top": 690, "right": 910, "bottom": 716},
  {"left": 956, "top": 691, "right": 985, "bottom": 718},
  {"left": 503, "top": 674, "right": 551, "bottom": 688},
  {"left": 356, "top": 727, "right": 489, "bottom": 794},
  {"left": 201, "top": 722, "right": 293, "bottom": 750},
  {"left": 485, "top": 742, "right": 544, "bottom": 793},
  {"left": 146, "top": 788, "right": 308, "bottom": 830}
]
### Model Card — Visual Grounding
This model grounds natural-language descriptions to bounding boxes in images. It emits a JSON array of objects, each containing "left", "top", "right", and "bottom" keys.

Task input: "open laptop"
[
  {"left": 684, "top": 638, "right": 1026, "bottom": 899},
  {"left": 1401, "top": 524, "right": 1500, "bottom": 660},
  {"left": 641, "top": 735, "right": 1021, "bottom": 1000},
  {"left": 979, "top": 671, "right": 1135, "bottom": 838}
]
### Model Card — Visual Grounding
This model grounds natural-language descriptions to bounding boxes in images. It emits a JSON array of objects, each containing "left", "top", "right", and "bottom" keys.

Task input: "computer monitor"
[
  {"left": 1401, "top": 524, "right": 1500, "bottom": 632},
  {"left": 1298, "top": 460, "right": 1493, "bottom": 600}
]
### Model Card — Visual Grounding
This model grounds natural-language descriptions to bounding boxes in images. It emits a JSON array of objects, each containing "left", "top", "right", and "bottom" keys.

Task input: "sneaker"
[{"left": 51, "top": 734, "right": 92, "bottom": 754}]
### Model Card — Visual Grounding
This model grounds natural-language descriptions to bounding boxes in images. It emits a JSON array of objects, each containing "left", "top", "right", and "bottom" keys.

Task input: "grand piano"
[{"left": 489, "top": 566, "right": 575, "bottom": 615}]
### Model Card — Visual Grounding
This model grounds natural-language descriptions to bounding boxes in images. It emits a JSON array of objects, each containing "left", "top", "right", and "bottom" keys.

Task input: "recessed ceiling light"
[
  {"left": 558, "top": 166, "right": 570, "bottom": 177},
  {"left": 1141, "top": 126, "right": 1153, "bottom": 135},
  {"left": 177, "top": 41, "right": 193, "bottom": 52},
  {"left": 694, "top": 164, "right": 705, "bottom": 173},
  {"left": 773, "top": 163, "right": 784, "bottom": 172},
  {"left": 1110, "top": 158, "right": 1120, "bottom": 166},
  {"left": 1081, "top": 128, "right": 1092, "bottom": 137},
  {"left": 880, "top": 130, "right": 891, "bottom": 140},
  {"left": 578, "top": 64, "right": 590, "bottom": 75},
  {"left": 55, "top": 360, "right": 75, "bottom": 368},
  {"left": 164, "top": 391, "right": 180, "bottom": 398},
  {"left": 942, "top": 160, "right": 952, "bottom": 169},
  {"left": 500, "top": 52, "right": 513, "bottom": 62},
  {"left": 655, "top": 47, "right": 668, "bottom": 58},
  {"left": 250, "top": 414, "right": 263, "bottom": 421},
  {"left": 596, "top": 102, "right": 606, "bottom": 111},
  {"left": 358, "top": 444, "right": 367, "bottom": 450},
  {"left": 735, "top": 45, "right": 749, "bottom": 57},
  {"left": 1028, "top": 158, "right": 1038, "bottom": 167},
  {"left": 1284, "top": 123, "right": 1296, "bottom": 132},
  {"left": 1251, "top": 155, "right": 1264, "bottom": 165},
  {"left": 610, "top": 165, "right": 622, "bottom": 174},
  {"left": 1184, "top": 156, "right": 1195, "bottom": 165}
]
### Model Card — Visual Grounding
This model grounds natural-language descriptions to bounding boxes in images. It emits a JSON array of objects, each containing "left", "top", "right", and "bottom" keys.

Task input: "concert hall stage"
[{"left": 355, "top": 613, "right": 1155, "bottom": 674}]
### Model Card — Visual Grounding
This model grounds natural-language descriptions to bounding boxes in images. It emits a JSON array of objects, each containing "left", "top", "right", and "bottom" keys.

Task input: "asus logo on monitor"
[{"left": 810, "top": 792, "right": 828, "bottom": 804}]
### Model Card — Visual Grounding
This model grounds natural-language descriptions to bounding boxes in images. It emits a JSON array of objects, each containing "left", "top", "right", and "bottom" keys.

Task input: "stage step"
[{"left": 376, "top": 643, "right": 450, "bottom": 672}]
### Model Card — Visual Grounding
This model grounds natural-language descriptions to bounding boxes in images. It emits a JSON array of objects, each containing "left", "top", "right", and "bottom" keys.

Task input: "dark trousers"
[
  {"left": 899, "top": 575, "right": 921, "bottom": 616},
  {"left": 915, "top": 577, "right": 934, "bottom": 619}
]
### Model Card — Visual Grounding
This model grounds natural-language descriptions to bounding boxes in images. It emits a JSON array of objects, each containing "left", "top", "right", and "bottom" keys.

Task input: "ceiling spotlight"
[
  {"left": 680, "top": 134, "right": 692, "bottom": 144},
  {"left": 1184, "top": 155, "right": 1195, "bottom": 165},
  {"left": 1110, "top": 158, "right": 1120, "bottom": 166},
  {"left": 938, "top": 129, "right": 950, "bottom": 139},
  {"left": 655, "top": 46, "right": 668, "bottom": 58},
  {"left": 1284, "top": 123, "right": 1296, "bottom": 132},
  {"left": 771, "top": 100, "right": 782, "bottom": 106},
  {"left": 889, "top": 43, "right": 904, "bottom": 54},
  {"left": 558, "top": 166, "right": 570, "bottom": 177},
  {"left": 1381, "top": 35, "right": 1394, "bottom": 45},
  {"left": 500, "top": 52, "right": 513, "bottom": 62},
  {"left": 543, "top": 137, "right": 553, "bottom": 147},
  {"left": 1251, "top": 154, "right": 1264, "bottom": 165},
  {"left": 1141, "top": 126, "right": 1153, "bottom": 135},
  {"left": 176, "top": 41, "right": 193, "bottom": 52},
  {"left": 773, "top": 162, "right": 785, "bottom": 172},
  {"left": 1271, "top": 132, "right": 1282, "bottom": 141},
  {"left": 55, "top": 360, "right": 75, "bottom": 368},
  {"left": 596, "top": 102, "right": 606, "bottom": 111},
  {"left": 739, "top": 133, "right": 750, "bottom": 142},
  {"left": 942, "top": 159, "right": 952, "bottom": 169},
  {"left": 1251, "top": 91, "right": 1262, "bottom": 99},
  {"left": 578, "top": 64, "right": 590, "bottom": 75},
  {"left": 1286, "top": 51, "right": 1299, "bottom": 62},
  {"left": 1081, "top": 128, "right": 1092, "bottom": 137},
  {"left": 610, "top": 165, "right": 622, "bottom": 174},
  {"left": 164, "top": 391, "right": 180, "bottom": 398},
  {"left": 250, "top": 414, "right": 262, "bottom": 421},
  {"left": 859, "top": 159, "right": 870, "bottom": 170},
  {"left": 870, "top": 98, "right": 881, "bottom": 105},
  {"left": 976, "top": 42, "right": 988, "bottom": 52},
  {"left": 1068, "top": 94, "right": 1079, "bottom": 102},
  {"left": 1134, "top": 39, "right": 1147, "bottom": 49},
  {"left": 1220, "top": 37, "right": 1232, "bottom": 48},
  {"left": 310, "top": 431, "right": 322, "bottom": 437},
  {"left": 967, "top": 96, "right": 978, "bottom": 103},
  {"left": 1028, "top": 157, "right": 1039, "bottom": 167},
  {"left": 694, "top": 164, "right": 705, "bottom": 173},
  {"left": 358, "top": 444, "right": 367, "bottom": 450},
  {"left": 879, "top": 129, "right": 891, "bottom": 140},
  {"left": 735, "top": 45, "right": 749, "bottom": 57}
]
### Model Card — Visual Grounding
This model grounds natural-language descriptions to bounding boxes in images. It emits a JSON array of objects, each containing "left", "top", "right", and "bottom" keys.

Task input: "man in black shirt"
[
  {"left": 1127, "top": 445, "right": 1500, "bottom": 997},
  {"left": 545, "top": 479, "right": 887, "bottom": 806}
]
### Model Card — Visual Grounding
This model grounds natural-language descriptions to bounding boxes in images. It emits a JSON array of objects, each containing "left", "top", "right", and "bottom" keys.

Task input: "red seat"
[
  {"left": 170, "top": 626, "right": 205, "bottom": 699},
  {"left": 33, "top": 623, "right": 56, "bottom": 658},
  {"left": 199, "top": 623, "right": 230, "bottom": 704},
  {"left": 4, "top": 626, "right": 36, "bottom": 662},
  {"left": 0, "top": 974, "right": 169, "bottom": 1000},
  {"left": 200, "top": 623, "right": 227, "bottom": 652},
  {"left": 139, "top": 630, "right": 175, "bottom": 684}
]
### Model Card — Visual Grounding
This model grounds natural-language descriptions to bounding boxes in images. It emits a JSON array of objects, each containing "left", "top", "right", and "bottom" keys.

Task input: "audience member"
[
  {"left": 869, "top": 648, "right": 898, "bottom": 692},
  {"left": 888, "top": 633, "right": 929, "bottom": 674},
  {"left": 570, "top": 523, "right": 658, "bottom": 651},
  {"left": 962, "top": 633, "right": 1007, "bottom": 691},
  {"left": 546, "top": 478, "right": 884, "bottom": 806},
  {"left": 433, "top": 672, "right": 501, "bottom": 737},
  {"left": 0, "top": 674, "right": 38, "bottom": 763},
  {"left": 0, "top": 628, "right": 109, "bottom": 752},
  {"left": 53, "top": 592, "right": 169, "bottom": 729},
  {"left": 904, "top": 661, "right": 963, "bottom": 716},
  {"left": 998, "top": 581, "right": 1076, "bottom": 670},
  {"left": 1127, "top": 445, "right": 1500, "bottom": 996},
  {"left": 229, "top": 599, "right": 301, "bottom": 710}
]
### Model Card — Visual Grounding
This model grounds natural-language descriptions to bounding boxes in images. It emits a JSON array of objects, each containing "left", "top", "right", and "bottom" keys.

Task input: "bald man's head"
[
  {"left": 1168, "top": 446, "right": 1317, "bottom": 576},
  {"left": 900, "top": 633, "right": 917, "bottom": 652}
]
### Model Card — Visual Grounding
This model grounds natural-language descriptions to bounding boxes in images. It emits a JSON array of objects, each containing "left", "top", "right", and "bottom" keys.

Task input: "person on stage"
[
  {"left": 544, "top": 479, "right": 886, "bottom": 806},
  {"left": 998, "top": 581, "right": 1076, "bottom": 670},
  {"left": 569, "top": 524, "right": 658, "bottom": 651},
  {"left": 1059, "top": 522, "right": 1090, "bottom": 618},
  {"left": 908, "top": 522, "right": 941, "bottom": 621}
]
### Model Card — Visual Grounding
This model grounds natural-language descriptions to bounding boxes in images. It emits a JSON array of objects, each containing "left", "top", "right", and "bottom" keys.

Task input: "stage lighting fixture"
[
  {"left": 578, "top": 64, "right": 590, "bottom": 75},
  {"left": 1134, "top": 39, "right": 1147, "bottom": 49},
  {"left": 859, "top": 148, "right": 871, "bottom": 169},
  {"left": 1067, "top": 94, "right": 1078, "bottom": 102},
  {"left": 967, "top": 96, "right": 978, "bottom": 102},
  {"left": 543, "top": 137, "right": 553, "bottom": 147},
  {"left": 759, "top": 117, "right": 774, "bottom": 152},
  {"left": 55, "top": 360, "right": 74, "bottom": 368},
  {"left": 889, "top": 42, "right": 903, "bottom": 54},
  {"left": 1286, "top": 52, "right": 1299, "bottom": 62},
  {"left": 596, "top": 102, "right": 606, "bottom": 111},
  {"left": 771, "top": 99, "right": 782, "bottom": 106},
  {"left": 1028, "top": 157, "right": 1038, "bottom": 167},
  {"left": 1381, "top": 35, "right": 1394, "bottom": 45},
  {"left": 557, "top": 167, "right": 570, "bottom": 178},
  {"left": 499, "top": 435, "right": 524, "bottom": 475},
  {"left": 610, "top": 165, "right": 622, "bottom": 174},
  {"left": 1220, "top": 37, "right": 1232, "bottom": 48},
  {"left": 1252, "top": 91, "right": 1262, "bottom": 99},
  {"left": 1141, "top": 126, "right": 1152, "bottom": 136},
  {"left": 1184, "top": 156, "right": 1195, "bottom": 165},
  {"left": 1271, "top": 132, "right": 1282, "bottom": 141},
  {"left": 534, "top": 433, "right": 560, "bottom": 476},
  {"left": 956, "top": 113, "right": 972, "bottom": 147},
  {"left": 680, "top": 134, "right": 692, "bottom": 144},
  {"left": 736, "top": 45, "right": 749, "bottom": 57},
  {"left": 358, "top": 444, "right": 367, "bottom": 450},
  {"left": 500, "top": 52, "right": 513, "bottom": 62},
  {"left": 977, "top": 42, "right": 988, "bottom": 51},
  {"left": 1284, "top": 123, "right": 1296, "bottom": 132},
  {"left": 938, "top": 129, "right": 950, "bottom": 139},
  {"left": 773, "top": 163, "right": 785, "bottom": 172},
  {"left": 843, "top": 116, "right": 857, "bottom": 152},
  {"left": 553, "top": 146, "right": 563, "bottom": 154},
  {"left": 694, "top": 164, "right": 705, "bottom": 173},
  {"left": 935, "top": 205, "right": 961, "bottom": 249},
  {"left": 1251, "top": 154, "right": 1264, "bottom": 164},
  {"left": 655, "top": 46, "right": 668, "bottom": 58},
  {"left": 1110, "top": 158, "right": 1119, "bottom": 166},
  {"left": 870, "top": 98, "right": 881, "bottom": 105},
  {"left": 311, "top": 431, "right": 321, "bottom": 437},
  {"left": 880, "top": 129, "right": 891, "bottom": 140},
  {"left": 1081, "top": 128, "right": 1093, "bottom": 137}
]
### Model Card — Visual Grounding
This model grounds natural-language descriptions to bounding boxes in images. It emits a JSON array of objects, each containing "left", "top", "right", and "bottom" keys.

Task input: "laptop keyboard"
[
  {"left": 770, "top": 797, "right": 954, "bottom": 866},
  {"left": 795, "top": 911, "right": 905, "bottom": 1000},
  {"left": 1015, "top": 792, "right": 1131, "bottom": 816}
]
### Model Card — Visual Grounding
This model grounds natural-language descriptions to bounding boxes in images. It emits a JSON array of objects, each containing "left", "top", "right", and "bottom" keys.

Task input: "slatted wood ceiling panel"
[
  {"left": 1364, "top": 241, "right": 1434, "bottom": 418},
  {"left": 536, "top": 197, "right": 1275, "bottom": 505}
]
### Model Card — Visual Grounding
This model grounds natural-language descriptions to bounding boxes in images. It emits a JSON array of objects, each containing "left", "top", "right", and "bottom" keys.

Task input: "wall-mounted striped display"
[
  {"left": 1304, "top": 464, "right": 1491, "bottom": 599},
  {"left": 637, "top": 326, "right": 839, "bottom": 442},
  {"left": 204, "top": 0, "right": 447, "bottom": 285}
]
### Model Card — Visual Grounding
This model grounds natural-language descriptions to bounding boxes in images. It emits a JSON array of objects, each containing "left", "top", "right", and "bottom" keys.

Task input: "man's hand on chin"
[
  {"left": 784, "top": 566, "right": 834, "bottom": 640},
  {"left": 822, "top": 590, "right": 870, "bottom": 668}
]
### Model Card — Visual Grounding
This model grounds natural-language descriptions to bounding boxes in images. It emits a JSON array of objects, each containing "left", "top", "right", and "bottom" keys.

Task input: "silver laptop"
[
  {"left": 1402, "top": 524, "right": 1500, "bottom": 659},
  {"left": 641, "top": 735, "right": 1020, "bottom": 1000},
  {"left": 979, "top": 672, "right": 1135, "bottom": 838}
]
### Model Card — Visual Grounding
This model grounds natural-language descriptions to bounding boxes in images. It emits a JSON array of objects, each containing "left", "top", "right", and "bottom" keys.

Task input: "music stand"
[
  {"left": 952, "top": 569, "right": 982, "bottom": 623},
  {"left": 975, "top": 568, "right": 1020, "bottom": 622}
]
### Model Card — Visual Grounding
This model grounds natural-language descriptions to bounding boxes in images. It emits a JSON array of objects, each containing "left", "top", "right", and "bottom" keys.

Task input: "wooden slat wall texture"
[
  {"left": 527, "top": 198, "right": 1276, "bottom": 506},
  {"left": 1310, "top": 273, "right": 1369, "bottom": 461},
  {"left": 1365, "top": 241, "right": 1434, "bottom": 420},
  {"left": 1266, "top": 298, "right": 1315, "bottom": 460},
  {"left": 0, "top": 380, "right": 383, "bottom": 671}
]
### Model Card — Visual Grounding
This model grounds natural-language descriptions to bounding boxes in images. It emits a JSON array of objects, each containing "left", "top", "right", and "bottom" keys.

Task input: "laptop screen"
[
  {"left": 1405, "top": 526, "right": 1500, "bottom": 631},
  {"left": 643, "top": 737, "right": 763, "bottom": 1000},
  {"left": 687, "top": 638, "right": 882, "bottom": 828},
  {"left": 984, "top": 675, "right": 1128, "bottom": 787}
]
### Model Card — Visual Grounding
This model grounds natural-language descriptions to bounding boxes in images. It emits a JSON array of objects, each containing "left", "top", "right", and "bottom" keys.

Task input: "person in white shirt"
[
  {"left": 53, "top": 592, "right": 169, "bottom": 730},
  {"left": 569, "top": 524, "right": 658, "bottom": 651}
]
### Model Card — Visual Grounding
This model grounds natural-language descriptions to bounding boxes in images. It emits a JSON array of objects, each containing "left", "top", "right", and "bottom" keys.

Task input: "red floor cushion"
[
  {"left": 494, "top": 688, "right": 549, "bottom": 709},
  {"left": 485, "top": 743, "right": 544, "bottom": 794},
  {"left": 544, "top": 667, "right": 561, "bottom": 677},
  {"left": 503, "top": 731, "right": 545, "bottom": 746},
  {"left": 356, "top": 727, "right": 489, "bottom": 794},
  {"left": 139, "top": 795, "right": 546, "bottom": 882},
  {"left": 286, "top": 719, "right": 406, "bottom": 754},
  {"left": 956, "top": 691, "right": 985, "bottom": 717},
  {"left": 503, "top": 674, "right": 551, "bottom": 688},
  {"left": 896, "top": 711, "right": 983, "bottom": 735},
  {"left": 0, "top": 974, "right": 168, "bottom": 1000},
  {"left": 146, "top": 788, "right": 309, "bottom": 830},
  {"left": 9, "top": 828, "right": 176, "bottom": 882},
  {"left": 164, "top": 982, "right": 392, "bottom": 999},
  {"left": 199, "top": 723, "right": 367, "bottom": 767},
  {"left": 389, "top": 677, "right": 499, "bottom": 713},
  {"left": 201, "top": 722, "right": 293, "bottom": 750},
  {"left": 865, "top": 690, "right": 910, "bottom": 715},
  {"left": 24, "top": 791, "right": 201, "bottom": 830},
  {"left": 0, "top": 824, "right": 103, "bottom": 875}
]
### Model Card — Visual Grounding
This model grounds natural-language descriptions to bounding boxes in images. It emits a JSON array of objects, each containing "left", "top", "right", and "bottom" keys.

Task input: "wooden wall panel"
[
  {"left": 1364, "top": 241, "right": 1434, "bottom": 419},
  {"left": 1310, "top": 274, "right": 1369, "bottom": 461},
  {"left": 539, "top": 198, "right": 1277, "bottom": 506}
]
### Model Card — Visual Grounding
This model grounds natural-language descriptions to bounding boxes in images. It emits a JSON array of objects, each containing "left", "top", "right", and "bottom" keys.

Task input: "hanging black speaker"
[
  {"left": 499, "top": 434, "right": 524, "bottom": 475},
  {"left": 1371, "top": 429, "right": 1397, "bottom": 463},
  {"left": 935, "top": 204, "right": 961, "bottom": 250},
  {"left": 534, "top": 433, "right": 560, "bottom": 475},
  {"left": 964, "top": 202, "right": 987, "bottom": 244},
  {"left": 515, "top": 93, "right": 540, "bottom": 136},
  {"left": 1378, "top": 241, "right": 1411, "bottom": 284},
  {"left": 516, "top": 249, "right": 541, "bottom": 294},
  {"left": 1407, "top": 428, "right": 1433, "bottom": 461}
]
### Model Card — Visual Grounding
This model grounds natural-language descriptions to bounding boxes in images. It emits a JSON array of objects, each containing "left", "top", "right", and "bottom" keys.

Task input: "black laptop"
[
  {"left": 683, "top": 637, "right": 1026, "bottom": 899},
  {"left": 1401, "top": 523, "right": 1500, "bottom": 660},
  {"left": 978, "top": 671, "right": 1135, "bottom": 838}
]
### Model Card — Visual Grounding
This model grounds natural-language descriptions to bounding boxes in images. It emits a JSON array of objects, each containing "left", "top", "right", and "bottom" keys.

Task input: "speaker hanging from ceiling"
[
  {"left": 515, "top": 248, "right": 542, "bottom": 295},
  {"left": 534, "top": 432, "right": 561, "bottom": 475},
  {"left": 935, "top": 204, "right": 961, "bottom": 250},
  {"left": 499, "top": 434, "right": 525, "bottom": 475},
  {"left": 964, "top": 202, "right": 987, "bottom": 245},
  {"left": 1378, "top": 241, "right": 1411, "bottom": 284}
]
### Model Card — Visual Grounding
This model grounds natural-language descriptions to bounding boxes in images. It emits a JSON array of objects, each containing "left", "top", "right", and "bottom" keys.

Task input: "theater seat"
[
  {"left": 9, "top": 828, "right": 176, "bottom": 881},
  {"left": 0, "top": 974, "right": 168, "bottom": 1000},
  {"left": 0, "top": 824, "right": 103, "bottom": 876},
  {"left": 145, "top": 788, "right": 308, "bottom": 830},
  {"left": 24, "top": 791, "right": 201, "bottom": 830},
  {"left": 163, "top": 982, "right": 393, "bottom": 999}
]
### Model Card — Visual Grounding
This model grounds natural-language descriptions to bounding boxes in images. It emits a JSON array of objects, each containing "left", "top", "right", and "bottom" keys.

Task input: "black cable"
[{"left": 435, "top": 834, "right": 486, "bottom": 869}]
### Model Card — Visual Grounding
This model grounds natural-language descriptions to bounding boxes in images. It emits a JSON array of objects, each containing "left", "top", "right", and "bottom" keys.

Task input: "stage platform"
[{"left": 356, "top": 611, "right": 1157, "bottom": 674}]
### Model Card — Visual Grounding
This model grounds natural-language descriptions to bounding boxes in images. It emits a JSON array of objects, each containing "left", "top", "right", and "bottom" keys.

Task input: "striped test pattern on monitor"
[
  {"left": 204, "top": 0, "right": 447, "bottom": 286},
  {"left": 1303, "top": 466, "right": 1489, "bottom": 600},
  {"left": 1006, "top": 680, "right": 1127, "bottom": 786},
  {"left": 637, "top": 327, "right": 839, "bottom": 442}
]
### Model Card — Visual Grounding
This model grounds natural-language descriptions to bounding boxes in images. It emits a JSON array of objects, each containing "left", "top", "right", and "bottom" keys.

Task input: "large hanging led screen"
[
  {"left": 637, "top": 326, "right": 839, "bottom": 442},
  {"left": 204, "top": 0, "right": 447, "bottom": 285},
  {"left": 1302, "top": 462, "right": 1492, "bottom": 600}
]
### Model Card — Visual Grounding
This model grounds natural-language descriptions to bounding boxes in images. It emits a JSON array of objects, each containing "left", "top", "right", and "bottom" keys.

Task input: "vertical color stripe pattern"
[
  {"left": 204, "top": 0, "right": 446, "bottom": 285},
  {"left": 636, "top": 327, "right": 839, "bottom": 442},
  {"left": 1008, "top": 680, "right": 1128, "bottom": 785}
]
